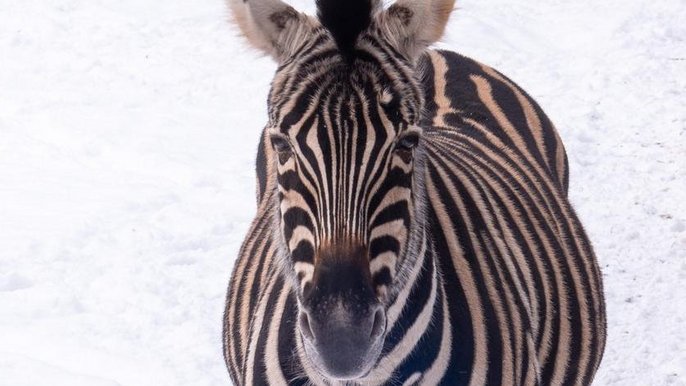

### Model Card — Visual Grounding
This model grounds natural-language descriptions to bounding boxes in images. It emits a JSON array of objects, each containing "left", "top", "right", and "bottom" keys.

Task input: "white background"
[{"left": 1, "top": 0, "right": 684, "bottom": 384}]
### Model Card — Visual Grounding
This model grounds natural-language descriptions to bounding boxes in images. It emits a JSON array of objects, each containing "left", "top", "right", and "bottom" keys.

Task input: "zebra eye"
[
  {"left": 395, "top": 131, "right": 420, "bottom": 152},
  {"left": 269, "top": 133, "right": 293, "bottom": 163},
  {"left": 270, "top": 133, "right": 292, "bottom": 152}
]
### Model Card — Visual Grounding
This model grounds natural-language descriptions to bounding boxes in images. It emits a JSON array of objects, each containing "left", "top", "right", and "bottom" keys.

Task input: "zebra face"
[
  {"left": 267, "top": 42, "right": 423, "bottom": 379},
  {"left": 229, "top": 0, "right": 454, "bottom": 380}
]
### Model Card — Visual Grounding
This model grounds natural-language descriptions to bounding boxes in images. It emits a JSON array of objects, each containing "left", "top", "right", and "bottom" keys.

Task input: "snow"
[{"left": 0, "top": 0, "right": 684, "bottom": 385}]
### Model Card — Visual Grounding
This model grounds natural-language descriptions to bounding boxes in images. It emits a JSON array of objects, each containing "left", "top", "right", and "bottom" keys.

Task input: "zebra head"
[{"left": 230, "top": 0, "right": 454, "bottom": 380}]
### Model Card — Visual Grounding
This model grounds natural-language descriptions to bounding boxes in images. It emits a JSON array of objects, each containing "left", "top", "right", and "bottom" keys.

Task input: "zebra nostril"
[
  {"left": 299, "top": 312, "right": 315, "bottom": 342},
  {"left": 370, "top": 307, "right": 386, "bottom": 339}
]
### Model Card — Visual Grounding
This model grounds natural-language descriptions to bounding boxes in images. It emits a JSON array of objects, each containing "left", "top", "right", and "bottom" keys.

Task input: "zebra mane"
[{"left": 316, "top": 0, "right": 374, "bottom": 60}]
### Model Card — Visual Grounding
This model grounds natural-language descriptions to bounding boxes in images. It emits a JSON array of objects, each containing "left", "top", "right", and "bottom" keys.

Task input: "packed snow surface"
[{"left": 1, "top": 0, "right": 684, "bottom": 385}]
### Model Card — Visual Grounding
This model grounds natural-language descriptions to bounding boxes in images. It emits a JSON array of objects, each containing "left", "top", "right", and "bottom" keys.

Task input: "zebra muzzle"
[
  {"left": 297, "top": 250, "right": 387, "bottom": 380},
  {"left": 298, "top": 302, "right": 386, "bottom": 380}
]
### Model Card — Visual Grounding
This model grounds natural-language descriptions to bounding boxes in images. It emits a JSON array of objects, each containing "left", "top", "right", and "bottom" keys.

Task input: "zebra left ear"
[{"left": 377, "top": 0, "right": 455, "bottom": 61}]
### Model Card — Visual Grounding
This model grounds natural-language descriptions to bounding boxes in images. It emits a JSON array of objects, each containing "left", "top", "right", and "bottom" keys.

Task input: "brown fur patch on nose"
[
  {"left": 315, "top": 241, "right": 369, "bottom": 270},
  {"left": 308, "top": 241, "right": 374, "bottom": 304}
]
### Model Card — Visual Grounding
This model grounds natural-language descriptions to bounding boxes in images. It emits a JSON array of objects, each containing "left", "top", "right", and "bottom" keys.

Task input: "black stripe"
[
  {"left": 382, "top": 243, "right": 434, "bottom": 354},
  {"left": 425, "top": 188, "right": 475, "bottom": 384}
]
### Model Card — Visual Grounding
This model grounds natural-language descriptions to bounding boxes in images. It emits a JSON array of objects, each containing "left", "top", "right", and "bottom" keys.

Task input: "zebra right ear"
[
  {"left": 227, "top": 0, "right": 313, "bottom": 61},
  {"left": 377, "top": 0, "right": 455, "bottom": 61}
]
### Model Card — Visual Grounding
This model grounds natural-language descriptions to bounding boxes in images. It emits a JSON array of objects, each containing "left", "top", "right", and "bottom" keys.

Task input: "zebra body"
[{"left": 223, "top": 1, "right": 606, "bottom": 385}]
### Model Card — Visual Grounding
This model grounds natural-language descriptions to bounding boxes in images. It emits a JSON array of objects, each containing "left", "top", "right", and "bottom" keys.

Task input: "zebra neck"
[{"left": 369, "top": 158, "right": 454, "bottom": 382}]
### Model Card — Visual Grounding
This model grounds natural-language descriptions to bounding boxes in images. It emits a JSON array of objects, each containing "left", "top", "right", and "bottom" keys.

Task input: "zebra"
[{"left": 223, "top": 0, "right": 607, "bottom": 384}]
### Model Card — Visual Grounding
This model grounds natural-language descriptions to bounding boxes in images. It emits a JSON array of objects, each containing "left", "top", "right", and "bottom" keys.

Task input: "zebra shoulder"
[{"left": 420, "top": 49, "right": 570, "bottom": 193}]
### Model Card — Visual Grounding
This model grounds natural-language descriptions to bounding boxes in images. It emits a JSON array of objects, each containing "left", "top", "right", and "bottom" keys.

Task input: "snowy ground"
[{"left": 0, "top": 0, "right": 684, "bottom": 385}]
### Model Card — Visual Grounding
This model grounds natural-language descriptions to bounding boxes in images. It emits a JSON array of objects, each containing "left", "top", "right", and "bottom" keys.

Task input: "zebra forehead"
[
  {"left": 268, "top": 76, "right": 420, "bottom": 139},
  {"left": 267, "top": 34, "right": 423, "bottom": 128}
]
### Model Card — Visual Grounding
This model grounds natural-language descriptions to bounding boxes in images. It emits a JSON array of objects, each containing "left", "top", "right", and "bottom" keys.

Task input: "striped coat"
[{"left": 223, "top": 47, "right": 606, "bottom": 385}]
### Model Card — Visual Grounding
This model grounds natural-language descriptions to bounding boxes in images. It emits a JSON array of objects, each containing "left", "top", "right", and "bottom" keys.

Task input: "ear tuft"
[
  {"left": 316, "top": 0, "right": 374, "bottom": 59},
  {"left": 388, "top": 6, "right": 414, "bottom": 27},
  {"left": 269, "top": 7, "right": 298, "bottom": 30}
]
